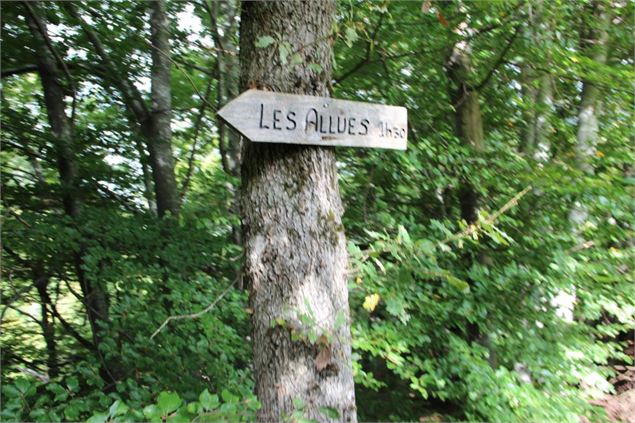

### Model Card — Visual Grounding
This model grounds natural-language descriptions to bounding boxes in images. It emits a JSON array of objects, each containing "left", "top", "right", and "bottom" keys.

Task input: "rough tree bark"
[
  {"left": 239, "top": 2, "right": 356, "bottom": 421},
  {"left": 24, "top": 2, "right": 118, "bottom": 384}
]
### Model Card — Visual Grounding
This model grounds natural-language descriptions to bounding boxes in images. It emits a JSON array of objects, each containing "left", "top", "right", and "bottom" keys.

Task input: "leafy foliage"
[{"left": 1, "top": 0, "right": 633, "bottom": 422}]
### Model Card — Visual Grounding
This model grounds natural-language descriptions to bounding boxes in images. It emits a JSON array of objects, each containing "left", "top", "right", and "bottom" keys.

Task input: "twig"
[
  {"left": 347, "top": 186, "right": 533, "bottom": 279},
  {"left": 440, "top": 185, "right": 532, "bottom": 246},
  {"left": 3, "top": 304, "right": 42, "bottom": 326},
  {"left": 150, "top": 278, "right": 238, "bottom": 340},
  {"left": 17, "top": 367, "right": 50, "bottom": 383},
  {"left": 6, "top": 208, "right": 32, "bottom": 228},
  {"left": 567, "top": 240, "right": 596, "bottom": 253},
  {"left": 334, "top": 13, "right": 384, "bottom": 85},
  {"left": 1, "top": 64, "right": 39, "bottom": 78},
  {"left": 474, "top": 23, "right": 521, "bottom": 91}
]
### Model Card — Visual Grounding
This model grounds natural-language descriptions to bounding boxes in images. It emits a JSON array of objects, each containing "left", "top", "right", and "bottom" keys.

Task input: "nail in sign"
[{"left": 217, "top": 89, "right": 408, "bottom": 150}]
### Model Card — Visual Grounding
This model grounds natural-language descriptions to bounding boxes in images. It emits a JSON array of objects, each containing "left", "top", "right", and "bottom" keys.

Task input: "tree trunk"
[
  {"left": 64, "top": 2, "right": 179, "bottom": 217},
  {"left": 569, "top": 1, "right": 609, "bottom": 232},
  {"left": 135, "top": 138, "right": 157, "bottom": 215},
  {"left": 445, "top": 14, "right": 500, "bottom": 368},
  {"left": 560, "top": 1, "right": 610, "bottom": 323},
  {"left": 208, "top": 0, "right": 241, "bottom": 178},
  {"left": 239, "top": 2, "right": 356, "bottom": 421},
  {"left": 446, "top": 23, "right": 484, "bottom": 225},
  {"left": 32, "top": 265, "right": 58, "bottom": 378},
  {"left": 520, "top": 60, "right": 538, "bottom": 153},
  {"left": 24, "top": 2, "right": 118, "bottom": 384},
  {"left": 533, "top": 71, "right": 553, "bottom": 161},
  {"left": 520, "top": 0, "right": 554, "bottom": 161},
  {"left": 149, "top": 0, "right": 180, "bottom": 217},
  {"left": 207, "top": 0, "right": 243, "bottom": 253},
  {"left": 574, "top": 1, "right": 609, "bottom": 176}
]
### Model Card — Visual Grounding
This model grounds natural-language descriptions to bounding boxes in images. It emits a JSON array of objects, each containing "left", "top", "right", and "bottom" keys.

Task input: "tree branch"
[
  {"left": 62, "top": 2, "right": 150, "bottom": 124},
  {"left": 334, "top": 12, "right": 385, "bottom": 85},
  {"left": 23, "top": 1, "right": 78, "bottom": 125},
  {"left": 180, "top": 79, "right": 213, "bottom": 201},
  {"left": 473, "top": 24, "right": 522, "bottom": 91},
  {"left": 1, "top": 64, "right": 38, "bottom": 78},
  {"left": 150, "top": 278, "right": 238, "bottom": 340},
  {"left": 48, "top": 301, "right": 96, "bottom": 351}
]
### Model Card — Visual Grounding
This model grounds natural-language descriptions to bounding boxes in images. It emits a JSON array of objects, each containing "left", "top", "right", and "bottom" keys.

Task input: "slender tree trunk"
[
  {"left": 135, "top": 138, "right": 157, "bottom": 215},
  {"left": 520, "top": 0, "right": 554, "bottom": 161},
  {"left": 569, "top": 1, "right": 610, "bottom": 231},
  {"left": 239, "top": 2, "right": 356, "bottom": 421},
  {"left": 446, "top": 24, "right": 484, "bottom": 225},
  {"left": 209, "top": 0, "right": 241, "bottom": 177},
  {"left": 520, "top": 60, "right": 538, "bottom": 153},
  {"left": 24, "top": 3, "right": 118, "bottom": 384},
  {"left": 149, "top": 0, "right": 180, "bottom": 217},
  {"left": 560, "top": 0, "right": 610, "bottom": 323},
  {"left": 207, "top": 0, "right": 243, "bottom": 252},
  {"left": 533, "top": 71, "right": 553, "bottom": 161},
  {"left": 32, "top": 265, "right": 58, "bottom": 378},
  {"left": 573, "top": 1, "right": 609, "bottom": 177},
  {"left": 445, "top": 14, "right": 500, "bottom": 368}
]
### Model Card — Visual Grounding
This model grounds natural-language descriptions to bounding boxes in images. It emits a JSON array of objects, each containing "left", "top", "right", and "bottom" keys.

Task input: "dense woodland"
[{"left": 1, "top": 0, "right": 634, "bottom": 422}]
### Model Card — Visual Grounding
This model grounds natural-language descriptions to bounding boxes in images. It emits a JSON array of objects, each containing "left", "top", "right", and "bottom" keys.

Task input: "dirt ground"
[{"left": 590, "top": 343, "right": 635, "bottom": 423}]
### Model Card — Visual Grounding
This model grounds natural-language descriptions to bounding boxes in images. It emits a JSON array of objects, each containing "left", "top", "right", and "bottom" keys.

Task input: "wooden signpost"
[{"left": 217, "top": 89, "right": 408, "bottom": 150}]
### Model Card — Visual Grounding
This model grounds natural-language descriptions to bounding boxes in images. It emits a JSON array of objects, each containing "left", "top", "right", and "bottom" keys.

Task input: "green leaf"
[
  {"left": 344, "top": 27, "right": 358, "bottom": 47},
  {"left": 109, "top": 399, "right": 129, "bottom": 418},
  {"left": 279, "top": 42, "right": 292, "bottom": 64},
  {"left": 292, "top": 397, "right": 305, "bottom": 410},
  {"left": 397, "top": 225, "right": 411, "bottom": 246},
  {"left": 308, "top": 63, "right": 323, "bottom": 73},
  {"left": 186, "top": 402, "right": 200, "bottom": 414},
  {"left": 167, "top": 410, "right": 190, "bottom": 423},
  {"left": 157, "top": 391, "right": 182, "bottom": 415},
  {"left": 398, "top": 267, "right": 412, "bottom": 285},
  {"left": 199, "top": 389, "right": 219, "bottom": 411},
  {"left": 67, "top": 402, "right": 86, "bottom": 419},
  {"left": 245, "top": 397, "right": 262, "bottom": 411},
  {"left": 319, "top": 406, "right": 340, "bottom": 419},
  {"left": 66, "top": 376, "right": 79, "bottom": 392},
  {"left": 308, "top": 329, "right": 318, "bottom": 344},
  {"left": 14, "top": 378, "right": 30, "bottom": 394},
  {"left": 86, "top": 413, "right": 108, "bottom": 423},
  {"left": 255, "top": 35, "right": 275, "bottom": 48},
  {"left": 444, "top": 273, "right": 470, "bottom": 292},
  {"left": 291, "top": 53, "right": 303, "bottom": 65},
  {"left": 386, "top": 352, "right": 405, "bottom": 367},
  {"left": 221, "top": 389, "right": 238, "bottom": 404},
  {"left": 334, "top": 310, "right": 346, "bottom": 330},
  {"left": 143, "top": 404, "right": 161, "bottom": 419}
]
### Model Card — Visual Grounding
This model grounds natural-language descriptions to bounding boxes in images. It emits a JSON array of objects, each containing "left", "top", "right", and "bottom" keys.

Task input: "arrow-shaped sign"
[{"left": 217, "top": 89, "right": 407, "bottom": 150}]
